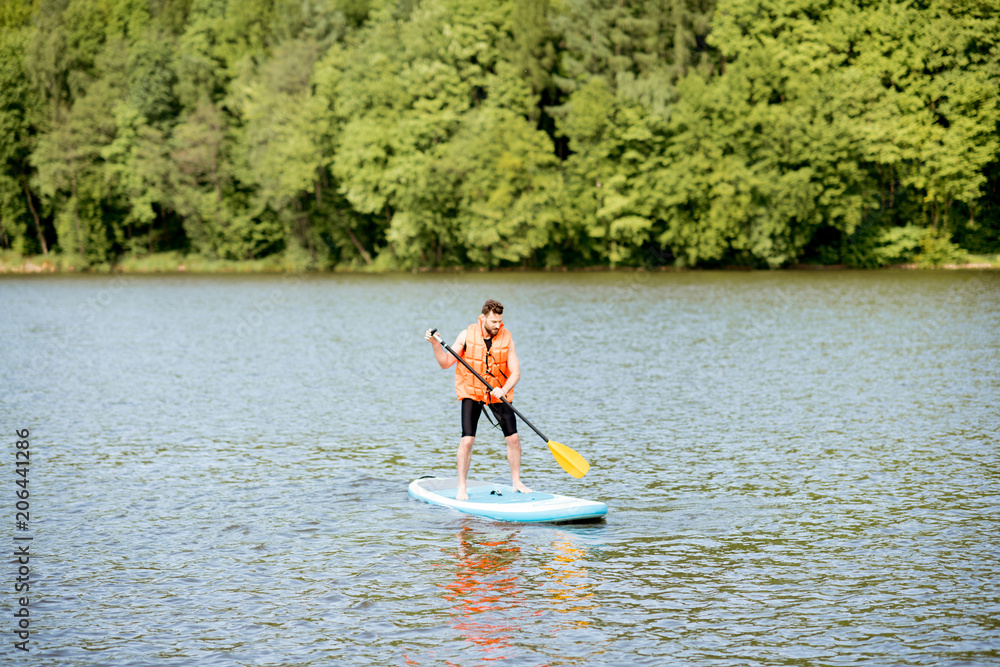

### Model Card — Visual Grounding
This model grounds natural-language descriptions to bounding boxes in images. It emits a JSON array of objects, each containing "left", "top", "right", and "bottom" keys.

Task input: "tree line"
[{"left": 1, "top": 0, "right": 998, "bottom": 270}]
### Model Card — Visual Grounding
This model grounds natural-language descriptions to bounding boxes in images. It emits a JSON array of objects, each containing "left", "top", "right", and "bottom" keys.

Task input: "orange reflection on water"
[
  {"left": 440, "top": 525, "right": 524, "bottom": 660},
  {"left": 431, "top": 525, "right": 599, "bottom": 665},
  {"left": 540, "top": 536, "right": 596, "bottom": 625}
]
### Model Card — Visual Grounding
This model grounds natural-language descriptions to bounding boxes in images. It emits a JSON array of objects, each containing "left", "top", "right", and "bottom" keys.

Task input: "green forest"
[{"left": 1, "top": 0, "right": 999, "bottom": 271}]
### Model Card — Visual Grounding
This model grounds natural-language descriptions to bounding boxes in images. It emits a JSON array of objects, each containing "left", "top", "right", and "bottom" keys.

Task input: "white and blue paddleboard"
[{"left": 408, "top": 477, "right": 607, "bottom": 523}]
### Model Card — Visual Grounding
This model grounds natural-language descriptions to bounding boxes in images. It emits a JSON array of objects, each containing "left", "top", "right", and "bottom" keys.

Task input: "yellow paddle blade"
[{"left": 547, "top": 440, "right": 590, "bottom": 479}]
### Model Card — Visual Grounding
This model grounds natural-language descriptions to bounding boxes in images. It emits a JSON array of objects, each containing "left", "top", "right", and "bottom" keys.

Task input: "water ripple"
[{"left": 1, "top": 271, "right": 998, "bottom": 665}]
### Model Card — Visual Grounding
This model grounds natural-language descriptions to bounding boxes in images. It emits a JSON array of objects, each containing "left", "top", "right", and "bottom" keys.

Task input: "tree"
[
  {"left": 0, "top": 9, "right": 47, "bottom": 254},
  {"left": 101, "top": 104, "right": 174, "bottom": 254},
  {"left": 32, "top": 38, "right": 128, "bottom": 264},
  {"left": 709, "top": 0, "right": 1000, "bottom": 264},
  {"left": 229, "top": 38, "right": 328, "bottom": 264}
]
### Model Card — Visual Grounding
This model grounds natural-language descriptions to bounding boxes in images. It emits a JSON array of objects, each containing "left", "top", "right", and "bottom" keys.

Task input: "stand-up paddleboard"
[{"left": 409, "top": 477, "right": 607, "bottom": 523}]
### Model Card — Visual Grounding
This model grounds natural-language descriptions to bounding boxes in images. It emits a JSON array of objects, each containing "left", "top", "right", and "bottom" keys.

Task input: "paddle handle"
[{"left": 429, "top": 328, "right": 550, "bottom": 444}]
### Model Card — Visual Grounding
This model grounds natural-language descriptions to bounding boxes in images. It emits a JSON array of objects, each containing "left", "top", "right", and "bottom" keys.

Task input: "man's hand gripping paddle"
[{"left": 429, "top": 329, "right": 591, "bottom": 478}]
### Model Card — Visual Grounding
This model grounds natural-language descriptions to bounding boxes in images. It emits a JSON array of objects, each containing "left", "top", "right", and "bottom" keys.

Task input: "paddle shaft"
[{"left": 430, "top": 329, "right": 550, "bottom": 443}]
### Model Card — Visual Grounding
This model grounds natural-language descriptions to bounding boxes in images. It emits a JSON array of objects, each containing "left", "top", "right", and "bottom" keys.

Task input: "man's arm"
[
  {"left": 492, "top": 341, "right": 520, "bottom": 399},
  {"left": 427, "top": 328, "right": 466, "bottom": 369}
]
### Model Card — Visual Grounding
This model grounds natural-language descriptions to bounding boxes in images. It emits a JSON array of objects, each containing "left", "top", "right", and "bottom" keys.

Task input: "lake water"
[{"left": 2, "top": 270, "right": 999, "bottom": 666}]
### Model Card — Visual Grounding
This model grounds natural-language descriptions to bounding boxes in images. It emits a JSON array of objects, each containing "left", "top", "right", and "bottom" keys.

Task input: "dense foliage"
[{"left": 2, "top": 0, "right": 998, "bottom": 269}]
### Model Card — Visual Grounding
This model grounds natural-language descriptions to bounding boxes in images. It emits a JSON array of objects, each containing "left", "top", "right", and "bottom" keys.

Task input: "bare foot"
[
  {"left": 512, "top": 481, "right": 532, "bottom": 494},
  {"left": 456, "top": 489, "right": 469, "bottom": 501}
]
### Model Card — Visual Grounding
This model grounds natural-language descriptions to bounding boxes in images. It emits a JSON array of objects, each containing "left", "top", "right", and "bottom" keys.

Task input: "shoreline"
[{"left": 2, "top": 252, "right": 998, "bottom": 275}]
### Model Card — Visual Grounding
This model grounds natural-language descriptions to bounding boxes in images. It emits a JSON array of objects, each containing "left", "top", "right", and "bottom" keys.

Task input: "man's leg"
[
  {"left": 505, "top": 432, "right": 532, "bottom": 494},
  {"left": 490, "top": 402, "right": 531, "bottom": 493},
  {"left": 457, "top": 435, "right": 474, "bottom": 501},
  {"left": 457, "top": 399, "right": 482, "bottom": 501}
]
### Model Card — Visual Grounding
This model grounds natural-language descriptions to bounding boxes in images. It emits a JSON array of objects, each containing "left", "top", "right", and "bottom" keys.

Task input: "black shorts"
[{"left": 461, "top": 398, "right": 518, "bottom": 438}]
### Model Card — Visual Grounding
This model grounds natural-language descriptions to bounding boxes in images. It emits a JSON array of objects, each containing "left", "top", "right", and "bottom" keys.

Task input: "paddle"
[{"left": 429, "top": 328, "right": 590, "bottom": 478}]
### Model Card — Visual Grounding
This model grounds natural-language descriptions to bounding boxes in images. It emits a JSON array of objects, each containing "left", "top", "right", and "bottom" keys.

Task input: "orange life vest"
[{"left": 455, "top": 315, "right": 513, "bottom": 404}]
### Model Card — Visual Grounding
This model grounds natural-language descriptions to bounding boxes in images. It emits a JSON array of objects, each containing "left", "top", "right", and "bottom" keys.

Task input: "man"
[{"left": 425, "top": 299, "right": 531, "bottom": 501}]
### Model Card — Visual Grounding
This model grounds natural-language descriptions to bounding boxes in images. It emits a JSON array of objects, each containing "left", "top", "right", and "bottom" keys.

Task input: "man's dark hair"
[{"left": 482, "top": 299, "right": 504, "bottom": 316}]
